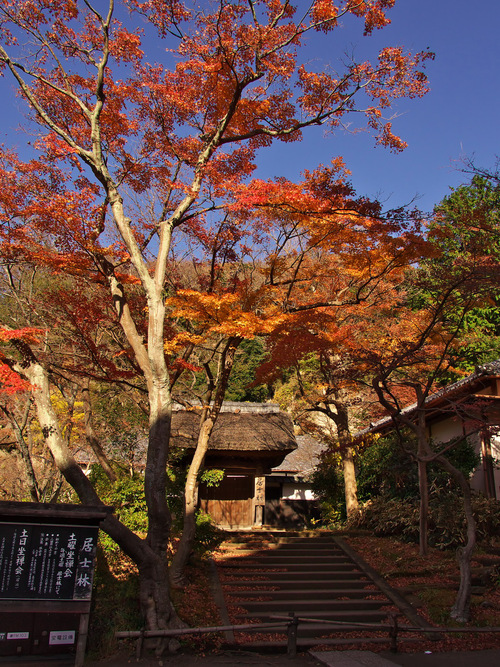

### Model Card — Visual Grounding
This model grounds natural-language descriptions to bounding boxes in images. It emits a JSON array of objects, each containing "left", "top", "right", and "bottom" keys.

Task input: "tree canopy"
[
  {"left": 0, "top": 0, "right": 434, "bottom": 632},
  {"left": 427, "top": 174, "right": 500, "bottom": 372}
]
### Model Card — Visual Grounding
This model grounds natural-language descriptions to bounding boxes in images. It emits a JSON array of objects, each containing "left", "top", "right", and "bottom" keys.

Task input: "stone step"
[
  {"left": 220, "top": 570, "right": 367, "bottom": 581},
  {"left": 220, "top": 562, "right": 360, "bottom": 572},
  {"left": 234, "top": 598, "right": 389, "bottom": 613},
  {"left": 262, "top": 543, "right": 341, "bottom": 551},
  {"left": 226, "top": 538, "right": 336, "bottom": 545},
  {"left": 276, "top": 536, "right": 337, "bottom": 542},
  {"left": 222, "top": 547, "right": 347, "bottom": 556},
  {"left": 259, "top": 549, "right": 346, "bottom": 557},
  {"left": 223, "top": 546, "right": 348, "bottom": 560},
  {"left": 216, "top": 533, "right": 430, "bottom": 651},
  {"left": 226, "top": 554, "right": 352, "bottom": 563},
  {"left": 222, "top": 578, "right": 370, "bottom": 589},
  {"left": 273, "top": 542, "right": 338, "bottom": 547},
  {"left": 226, "top": 588, "right": 382, "bottom": 600},
  {"left": 222, "top": 558, "right": 353, "bottom": 569}
]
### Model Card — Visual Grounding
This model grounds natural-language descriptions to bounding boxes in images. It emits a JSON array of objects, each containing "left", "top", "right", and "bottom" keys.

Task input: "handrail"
[
  {"left": 115, "top": 620, "right": 288, "bottom": 639},
  {"left": 116, "top": 612, "right": 500, "bottom": 659}
]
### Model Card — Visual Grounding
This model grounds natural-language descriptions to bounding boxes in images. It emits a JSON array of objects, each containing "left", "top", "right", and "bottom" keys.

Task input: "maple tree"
[
  {"left": 270, "top": 351, "right": 364, "bottom": 518},
  {"left": 0, "top": 261, "right": 145, "bottom": 474},
  {"left": 164, "top": 280, "right": 282, "bottom": 585},
  {"left": 354, "top": 263, "right": 499, "bottom": 622},
  {"left": 0, "top": 0, "right": 433, "bottom": 633},
  {"left": 0, "top": 325, "right": 58, "bottom": 502},
  {"left": 254, "top": 203, "right": 428, "bottom": 519}
]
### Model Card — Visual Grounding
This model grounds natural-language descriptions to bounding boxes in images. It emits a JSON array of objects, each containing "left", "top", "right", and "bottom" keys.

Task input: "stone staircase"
[{"left": 215, "top": 533, "right": 432, "bottom": 649}]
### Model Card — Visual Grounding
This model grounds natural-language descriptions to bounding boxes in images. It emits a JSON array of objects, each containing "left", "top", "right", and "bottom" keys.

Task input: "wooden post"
[
  {"left": 287, "top": 612, "right": 298, "bottom": 658},
  {"left": 75, "top": 612, "right": 89, "bottom": 667},
  {"left": 136, "top": 630, "right": 145, "bottom": 660},
  {"left": 387, "top": 611, "right": 399, "bottom": 653},
  {"left": 481, "top": 430, "right": 497, "bottom": 499},
  {"left": 254, "top": 470, "right": 265, "bottom": 527}
]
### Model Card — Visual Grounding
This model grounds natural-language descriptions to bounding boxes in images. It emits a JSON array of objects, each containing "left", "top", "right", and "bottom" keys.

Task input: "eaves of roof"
[{"left": 356, "top": 361, "right": 500, "bottom": 439}]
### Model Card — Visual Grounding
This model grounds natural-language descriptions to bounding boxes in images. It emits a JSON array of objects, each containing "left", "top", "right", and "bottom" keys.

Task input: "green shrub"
[
  {"left": 315, "top": 501, "right": 344, "bottom": 528},
  {"left": 356, "top": 433, "right": 480, "bottom": 503},
  {"left": 357, "top": 439, "right": 420, "bottom": 502},
  {"left": 473, "top": 493, "right": 500, "bottom": 544},
  {"left": 88, "top": 464, "right": 223, "bottom": 559},
  {"left": 429, "top": 490, "right": 500, "bottom": 549},
  {"left": 431, "top": 492, "right": 500, "bottom": 549},
  {"left": 349, "top": 491, "right": 500, "bottom": 550},
  {"left": 347, "top": 495, "right": 420, "bottom": 542},
  {"left": 193, "top": 510, "right": 224, "bottom": 554},
  {"left": 309, "top": 458, "right": 346, "bottom": 525}
]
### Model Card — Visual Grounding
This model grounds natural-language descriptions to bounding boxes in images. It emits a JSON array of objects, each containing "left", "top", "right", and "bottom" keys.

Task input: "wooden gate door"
[{"left": 199, "top": 474, "right": 253, "bottom": 529}]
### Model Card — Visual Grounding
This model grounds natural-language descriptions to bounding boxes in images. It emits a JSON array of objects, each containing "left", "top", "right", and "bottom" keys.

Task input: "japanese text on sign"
[{"left": 0, "top": 523, "right": 98, "bottom": 601}]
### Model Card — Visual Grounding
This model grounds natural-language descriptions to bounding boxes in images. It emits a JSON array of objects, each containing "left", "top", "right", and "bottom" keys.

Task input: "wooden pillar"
[
  {"left": 481, "top": 430, "right": 497, "bottom": 499},
  {"left": 75, "top": 612, "right": 90, "bottom": 667},
  {"left": 254, "top": 469, "right": 265, "bottom": 527}
]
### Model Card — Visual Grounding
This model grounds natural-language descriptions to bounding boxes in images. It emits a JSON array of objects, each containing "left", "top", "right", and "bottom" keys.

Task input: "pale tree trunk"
[
  {"left": 19, "top": 355, "right": 182, "bottom": 636},
  {"left": 336, "top": 400, "right": 359, "bottom": 518},
  {"left": 93, "top": 244, "right": 175, "bottom": 632},
  {"left": 342, "top": 446, "right": 359, "bottom": 518},
  {"left": 144, "top": 294, "right": 172, "bottom": 562},
  {"left": 102, "top": 196, "right": 174, "bottom": 568},
  {"left": 89, "top": 197, "right": 176, "bottom": 636},
  {"left": 436, "top": 454, "right": 476, "bottom": 622},
  {"left": 169, "top": 337, "right": 240, "bottom": 587}
]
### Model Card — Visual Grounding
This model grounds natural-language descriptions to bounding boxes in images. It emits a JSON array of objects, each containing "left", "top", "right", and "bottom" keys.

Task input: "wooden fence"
[{"left": 116, "top": 613, "right": 500, "bottom": 659}]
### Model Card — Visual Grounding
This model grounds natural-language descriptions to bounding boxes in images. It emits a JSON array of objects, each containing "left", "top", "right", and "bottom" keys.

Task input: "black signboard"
[{"left": 0, "top": 522, "right": 98, "bottom": 601}]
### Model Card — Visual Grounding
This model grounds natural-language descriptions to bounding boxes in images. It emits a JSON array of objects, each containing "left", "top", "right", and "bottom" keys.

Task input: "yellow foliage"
[{"left": 166, "top": 289, "right": 286, "bottom": 339}]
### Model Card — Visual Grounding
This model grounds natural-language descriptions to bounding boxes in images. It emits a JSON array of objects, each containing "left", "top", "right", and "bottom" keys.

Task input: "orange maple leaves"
[
  {"left": 0, "top": 0, "right": 435, "bottom": 405},
  {"left": 165, "top": 288, "right": 285, "bottom": 340},
  {"left": 0, "top": 328, "right": 44, "bottom": 396}
]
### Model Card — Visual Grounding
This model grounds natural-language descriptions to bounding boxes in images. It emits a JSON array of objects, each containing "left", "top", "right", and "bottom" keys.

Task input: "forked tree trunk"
[
  {"left": 436, "top": 454, "right": 476, "bottom": 622},
  {"left": 417, "top": 457, "right": 429, "bottom": 556},
  {"left": 169, "top": 337, "right": 240, "bottom": 587},
  {"left": 21, "top": 357, "right": 182, "bottom": 634},
  {"left": 169, "top": 417, "right": 213, "bottom": 588},
  {"left": 2, "top": 401, "right": 39, "bottom": 502},
  {"left": 416, "top": 408, "right": 430, "bottom": 557}
]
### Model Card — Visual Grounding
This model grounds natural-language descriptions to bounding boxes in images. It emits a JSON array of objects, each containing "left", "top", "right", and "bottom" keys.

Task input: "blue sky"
[
  {"left": 0, "top": 0, "right": 498, "bottom": 216},
  {"left": 256, "top": 0, "right": 500, "bottom": 214}
]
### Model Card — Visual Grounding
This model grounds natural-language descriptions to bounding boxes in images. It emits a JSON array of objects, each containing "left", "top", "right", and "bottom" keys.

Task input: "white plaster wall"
[
  {"left": 281, "top": 483, "right": 318, "bottom": 501},
  {"left": 469, "top": 431, "right": 485, "bottom": 493},
  {"left": 428, "top": 416, "right": 463, "bottom": 443},
  {"left": 429, "top": 417, "right": 500, "bottom": 499},
  {"left": 491, "top": 432, "right": 500, "bottom": 499}
]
